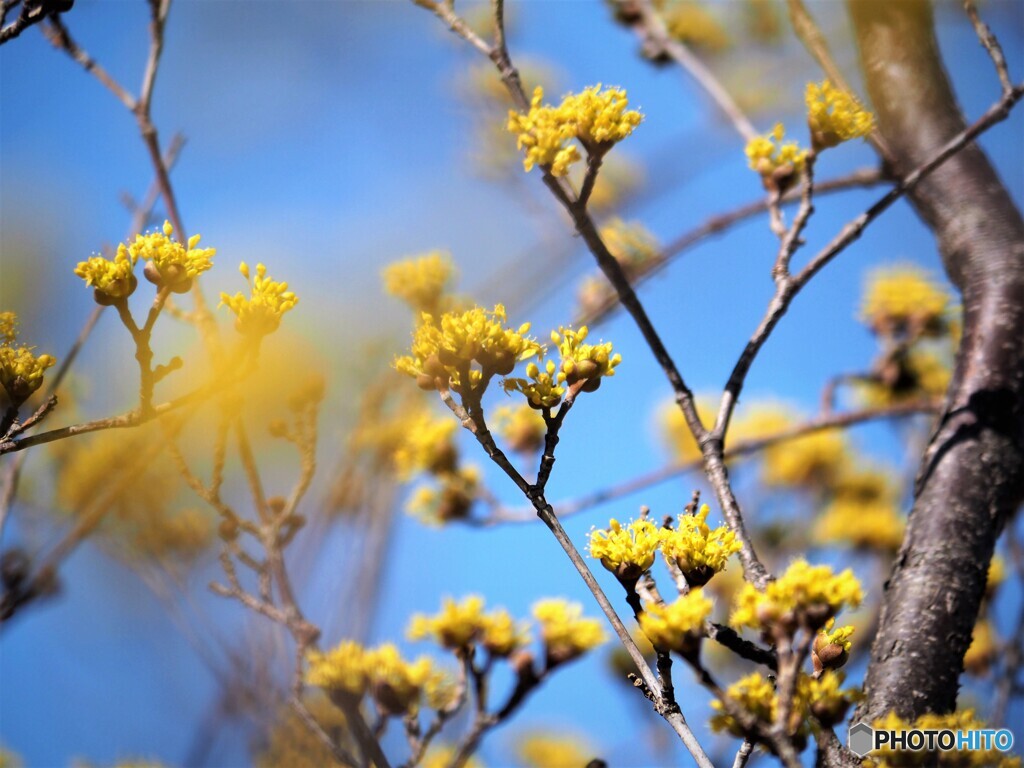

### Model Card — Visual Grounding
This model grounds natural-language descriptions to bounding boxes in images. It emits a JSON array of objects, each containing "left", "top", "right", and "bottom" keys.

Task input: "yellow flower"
[
  {"left": 761, "top": 421, "right": 849, "bottom": 490},
  {"left": 860, "top": 265, "right": 951, "bottom": 338},
  {"left": 74, "top": 243, "right": 138, "bottom": 303},
  {"left": 518, "top": 733, "right": 595, "bottom": 768},
  {"left": 492, "top": 403, "right": 547, "bottom": 454},
  {"left": 0, "top": 312, "right": 16, "bottom": 345},
  {"left": 421, "top": 745, "right": 484, "bottom": 768},
  {"left": 479, "top": 608, "right": 530, "bottom": 657},
  {"left": 813, "top": 469, "right": 905, "bottom": 552},
  {"left": 507, "top": 85, "right": 642, "bottom": 176},
  {"left": 503, "top": 358, "right": 566, "bottom": 410},
  {"left": 382, "top": 251, "right": 455, "bottom": 314},
  {"left": 553, "top": 325, "right": 621, "bottom": 391},
  {"left": 588, "top": 517, "right": 664, "bottom": 580},
  {"left": 660, "top": 504, "right": 741, "bottom": 587},
  {"left": 364, "top": 643, "right": 447, "bottom": 715},
  {"left": 856, "top": 349, "right": 951, "bottom": 406},
  {"left": 745, "top": 123, "right": 808, "bottom": 187},
  {"left": 392, "top": 410, "right": 458, "bottom": 480},
  {"left": 709, "top": 672, "right": 779, "bottom": 737},
  {"left": 533, "top": 598, "right": 607, "bottom": 666},
  {"left": 255, "top": 697, "right": 349, "bottom": 768},
  {"left": 405, "top": 465, "right": 481, "bottom": 524},
  {"left": 661, "top": 0, "right": 730, "bottom": 52},
  {"left": 395, "top": 304, "right": 539, "bottom": 393},
  {"left": 407, "top": 595, "right": 487, "bottom": 649},
  {"left": 805, "top": 79, "right": 874, "bottom": 149},
  {"left": 219, "top": 262, "right": 298, "bottom": 337},
  {"left": 305, "top": 640, "right": 369, "bottom": 698},
  {"left": 803, "top": 670, "right": 860, "bottom": 727},
  {"left": 599, "top": 218, "right": 661, "bottom": 279},
  {"left": 658, "top": 397, "right": 715, "bottom": 463},
  {"left": 963, "top": 619, "right": 996, "bottom": 676},
  {"left": 134, "top": 220, "right": 215, "bottom": 290},
  {"left": 639, "top": 590, "right": 712, "bottom": 655},
  {"left": 0, "top": 344, "right": 55, "bottom": 403},
  {"left": 731, "top": 559, "right": 863, "bottom": 633}
]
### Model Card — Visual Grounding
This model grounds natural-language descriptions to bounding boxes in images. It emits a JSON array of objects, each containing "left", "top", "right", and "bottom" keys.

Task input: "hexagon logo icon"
[{"left": 848, "top": 722, "right": 874, "bottom": 757}]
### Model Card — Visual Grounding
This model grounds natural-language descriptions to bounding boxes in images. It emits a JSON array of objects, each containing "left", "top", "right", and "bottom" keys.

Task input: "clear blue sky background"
[{"left": 1, "top": 1, "right": 1022, "bottom": 766}]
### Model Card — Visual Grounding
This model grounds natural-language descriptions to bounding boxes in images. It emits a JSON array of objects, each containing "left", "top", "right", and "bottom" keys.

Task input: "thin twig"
[{"left": 964, "top": 0, "right": 1014, "bottom": 96}]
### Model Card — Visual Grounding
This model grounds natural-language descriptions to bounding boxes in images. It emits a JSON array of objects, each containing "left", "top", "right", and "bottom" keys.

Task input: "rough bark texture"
[{"left": 846, "top": 0, "right": 1024, "bottom": 727}]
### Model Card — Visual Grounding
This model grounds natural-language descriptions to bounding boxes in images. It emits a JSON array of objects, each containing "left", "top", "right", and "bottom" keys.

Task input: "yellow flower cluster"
[
  {"left": 306, "top": 640, "right": 452, "bottom": 715},
  {"left": 405, "top": 465, "right": 481, "bottom": 524},
  {"left": 806, "top": 79, "right": 874, "bottom": 149},
  {"left": 745, "top": 123, "right": 808, "bottom": 186},
  {"left": 407, "top": 595, "right": 528, "bottom": 656},
  {"left": 963, "top": 619, "right": 996, "bottom": 676},
  {"left": 134, "top": 221, "right": 216, "bottom": 291},
  {"left": 555, "top": 326, "right": 622, "bottom": 389},
  {"left": 711, "top": 670, "right": 859, "bottom": 740},
  {"left": 0, "top": 312, "right": 16, "bottom": 344},
  {"left": 382, "top": 251, "right": 455, "bottom": 314},
  {"left": 421, "top": 746, "right": 484, "bottom": 768},
  {"left": 588, "top": 517, "right": 663, "bottom": 580},
  {"left": 255, "top": 697, "right": 349, "bottom": 768},
  {"left": 518, "top": 733, "right": 594, "bottom": 768},
  {"left": 492, "top": 403, "right": 547, "bottom": 454},
  {"left": 660, "top": 0, "right": 730, "bottom": 52},
  {"left": 0, "top": 338, "right": 55, "bottom": 406},
  {"left": 661, "top": 504, "right": 741, "bottom": 587},
  {"left": 761, "top": 426, "right": 849, "bottom": 490},
  {"left": 868, "top": 710, "right": 1020, "bottom": 768},
  {"left": 731, "top": 559, "right": 863, "bottom": 632},
  {"left": 395, "top": 304, "right": 539, "bottom": 392},
  {"left": 814, "top": 470, "right": 906, "bottom": 552},
  {"left": 220, "top": 262, "right": 298, "bottom": 338},
  {"left": 533, "top": 598, "right": 607, "bottom": 666},
  {"left": 857, "top": 349, "right": 951, "bottom": 407},
  {"left": 860, "top": 265, "right": 952, "bottom": 338},
  {"left": 639, "top": 590, "right": 712, "bottom": 655},
  {"left": 658, "top": 398, "right": 715, "bottom": 463},
  {"left": 504, "top": 325, "right": 621, "bottom": 408},
  {"left": 74, "top": 243, "right": 139, "bottom": 304},
  {"left": 392, "top": 410, "right": 458, "bottom": 480},
  {"left": 507, "top": 85, "right": 642, "bottom": 176}
]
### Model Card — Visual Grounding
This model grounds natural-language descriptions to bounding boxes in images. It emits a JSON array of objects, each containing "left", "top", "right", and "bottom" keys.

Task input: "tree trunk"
[{"left": 845, "top": 0, "right": 1024, "bottom": 727}]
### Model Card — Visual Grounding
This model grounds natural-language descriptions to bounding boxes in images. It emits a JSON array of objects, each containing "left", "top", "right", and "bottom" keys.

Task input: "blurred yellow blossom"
[
  {"left": 731, "top": 559, "right": 863, "bottom": 632},
  {"left": 392, "top": 410, "right": 458, "bottom": 480},
  {"left": 860, "top": 265, "right": 952, "bottom": 338},
  {"left": 305, "top": 640, "right": 369, "bottom": 698},
  {"left": 507, "top": 85, "right": 642, "bottom": 176},
  {"left": 857, "top": 349, "right": 951, "bottom": 406},
  {"left": 255, "top": 697, "right": 350, "bottom": 768},
  {"left": 813, "top": 469, "right": 905, "bottom": 552},
  {"left": 382, "top": 251, "right": 455, "bottom": 315},
  {"left": 517, "top": 732, "right": 595, "bottom": 768},
  {"left": 710, "top": 672, "right": 784, "bottom": 737},
  {"left": 407, "top": 594, "right": 487, "bottom": 649},
  {"left": 405, "top": 465, "right": 481, "bottom": 524},
  {"left": 220, "top": 262, "right": 298, "bottom": 337},
  {"left": 600, "top": 218, "right": 661, "bottom": 278},
  {"left": 0, "top": 312, "right": 16, "bottom": 344},
  {"left": 533, "top": 598, "right": 607, "bottom": 666},
  {"left": 135, "top": 220, "right": 215, "bottom": 291},
  {"left": 395, "top": 304, "right": 539, "bottom": 393},
  {"left": 661, "top": 504, "right": 741, "bottom": 587},
  {"left": 365, "top": 643, "right": 450, "bottom": 715},
  {"left": 492, "top": 403, "right": 546, "bottom": 453},
  {"left": 74, "top": 243, "right": 138, "bottom": 303},
  {"left": 805, "top": 80, "right": 874, "bottom": 150},
  {"left": 963, "top": 619, "right": 996, "bottom": 676},
  {"left": 588, "top": 517, "right": 664, "bottom": 580},
  {"left": 658, "top": 398, "right": 715, "bottom": 463},
  {"left": 761, "top": 422, "right": 849, "bottom": 490},
  {"left": 639, "top": 590, "right": 712, "bottom": 655},
  {"left": 421, "top": 745, "right": 483, "bottom": 768},
  {"left": 660, "top": 0, "right": 730, "bottom": 52}
]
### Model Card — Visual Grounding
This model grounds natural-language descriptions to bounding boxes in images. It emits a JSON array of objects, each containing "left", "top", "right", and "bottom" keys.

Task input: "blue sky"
[{"left": 2, "top": 1, "right": 1023, "bottom": 766}]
